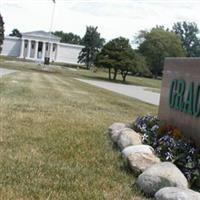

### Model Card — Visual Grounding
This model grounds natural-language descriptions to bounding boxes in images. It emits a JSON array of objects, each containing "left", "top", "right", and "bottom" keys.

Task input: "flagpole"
[
  {"left": 49, "top": 1, "right": 56, "bottom": 35},
  {"left": 45, "top": 0, "right": 56, "bottom": 65}
]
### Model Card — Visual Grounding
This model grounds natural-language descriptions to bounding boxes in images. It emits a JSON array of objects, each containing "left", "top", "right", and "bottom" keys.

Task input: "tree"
[
  {"left": 172, "top": 21, "right": 200, "bottom": 57},
  {"left": 138, "top": 27, "right": 185, "bottom": 78},
  {"left": 0, "top": 13, "right": 4, "bottom": 53},
  {"left": 131, "top": 53, "right": 152, "bottom": 77},
  {"left": 78, "top": 26, "right": 105, "bottom": 69},
  {"left": 9, "top": 29, "right": 22, "bottom": 38},
  {"left": 53, "top": 31, "right": 82, "bottom": 45},
  {"left": 119, "top": 48, "right": 136, "bottom": 82},
  {"left": 95, "top": 37, "right": 142, "bottom": 82},
  {"left": 134, "top": 30, "right": 148, "bottom": 46}
]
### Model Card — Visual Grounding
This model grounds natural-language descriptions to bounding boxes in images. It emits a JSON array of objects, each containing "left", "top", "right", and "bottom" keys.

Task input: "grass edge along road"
[
  {"left": 0, "top": 56, "right": 161, "bottom": 89},
  {"left": 0, "top": 61, "right": 157, "bottom": 199}
]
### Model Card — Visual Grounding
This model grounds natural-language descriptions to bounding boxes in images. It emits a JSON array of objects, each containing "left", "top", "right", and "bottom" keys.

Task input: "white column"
[
  {"left": 49, "top": 43, "right": 53, "bottom": 61},
  {"left": 42, "top": 42, "right": 46, "bottom": 61},
  {"left": 55, "top": 44, "right": 59, "bottom": 62},
  {"left": 34, "top": 41, "right": 39, "bottom": 60},
  {"left": 19, "top": 39, "right": 25, "bottom": 58},
  {"left": 27, "top": 40, "right": 31, "bottom": 59}
]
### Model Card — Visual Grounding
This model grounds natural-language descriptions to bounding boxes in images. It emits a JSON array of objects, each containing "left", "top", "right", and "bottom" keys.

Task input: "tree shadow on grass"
[
  {"left": 30, "top": 67, "right": 61, "bottom": 74},
  {"left": 79, "top": 74, "right": 142, "bottom": 86},
  {"left": 108, "top": 135, "right": 153, "bottom": 199},
  {"left": 111, "top": 142, "right": 135, "bottom": 176},
  {"left": 116, "top": 147, "right": 153, "bottom": 199}
]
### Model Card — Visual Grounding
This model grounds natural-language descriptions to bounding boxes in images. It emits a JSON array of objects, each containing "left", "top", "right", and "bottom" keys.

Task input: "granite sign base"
[{"left": 158, "top": 58, "right": 200, "bottom": 147}]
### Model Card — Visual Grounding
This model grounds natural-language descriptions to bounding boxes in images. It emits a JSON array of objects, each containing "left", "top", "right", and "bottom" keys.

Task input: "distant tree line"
[
  {"left": 79, "top": 21, "right": 200, "bottom": 81},
  {"left": 7, "top": 29, "right": 82, "bottom": 44},
  {"left": 9, "top": 28, "right": 22, "bottom": 38},
  {"left": 53, "top": 31, "right": 82, "bottom": 45}
]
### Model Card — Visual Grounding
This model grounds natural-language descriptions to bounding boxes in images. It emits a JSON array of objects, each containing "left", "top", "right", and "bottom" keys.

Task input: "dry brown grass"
[{"left": 0, "top": 60, "right": 157, "bottom": 199}]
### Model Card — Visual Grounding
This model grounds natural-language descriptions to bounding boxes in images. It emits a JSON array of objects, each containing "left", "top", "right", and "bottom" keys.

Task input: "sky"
[{"left": 1, "top": 0, "right": 200, "bottom": 43}]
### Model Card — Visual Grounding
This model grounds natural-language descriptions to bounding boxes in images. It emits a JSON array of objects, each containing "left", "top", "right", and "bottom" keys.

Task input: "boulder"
[
  {"left": 108, "top": 123, "right": 127, "bottom": 143},
  {"left": 136, "top": 162, "right": 188, "bottom": 196},
  {"left": 155, "top": 187, "right": 200, "bottom": 200},
  {"left": 122, "top": 145, "right": 154, "bottom": 158},
  {"left": 117, "top": 128, "right": 142, "bottom": 149},
  {"left": 110, "top": 129, "right": 122, "bottom": 143},
  {"left": 127, "top": 152, "right": 160, "bottom": 174},
  {"left": 125, "top": 122, "right": 133, "bottom": 128},
  {"left": 108, "top": 122, "right": 126, "bottom": 134}
]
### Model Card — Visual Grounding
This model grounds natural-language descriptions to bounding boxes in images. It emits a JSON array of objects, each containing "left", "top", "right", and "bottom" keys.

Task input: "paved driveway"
[
  {"left": 0, "top": 68, "right": 16, "bottom": 77},
  {"left": 76, "top": 78, "right": 160, "bottom": 106}
]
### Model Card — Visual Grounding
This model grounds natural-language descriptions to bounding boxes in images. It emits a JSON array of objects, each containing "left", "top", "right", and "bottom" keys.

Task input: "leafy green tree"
[
  {"left": 134, "top": 26, "right": 169, "bottom": 46},
  {"left": 172, "top": 21, "right": 200, "bottom": 57},
  {"left": 132, "top": 53, "right": 152, "bottom": 77},
  {"left": 138, "top": 27, "right": 185, "bottom": 78},
  {"left": 95, "top": 37, "right": 143, "bottom": 82},
  {"left": 9, "top": 29, "right": 22, "bottom": 38},
  {"left": 78, "top": 26, "right": 105, "bottom": 69},
  {"left": 0, "top": 13, "right": 4, "bottom": 53},
  {"left": 53, "top": 31, "right": 82, "bottom": 45},
  {"left": 119, "top": 48, "right": 136, "bottom": 82}
]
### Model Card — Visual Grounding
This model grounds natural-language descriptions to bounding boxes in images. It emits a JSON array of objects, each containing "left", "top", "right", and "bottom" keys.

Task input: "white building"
[{"left": 1, "top": 31, "right": 84, "bottom": 65}]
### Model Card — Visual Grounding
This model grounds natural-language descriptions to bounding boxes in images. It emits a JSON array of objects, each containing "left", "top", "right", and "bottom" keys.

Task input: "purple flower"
[
  {"left": 189, "top": 148, "right": 196, "bottom": 154},
  {"left": 151, "top": 125, "right": 159, "bottom": 132},
  {"left": 142, "top": 134, "right": 148, "bottom": 143},
  {"left": 165, "top": 152, "right": 174, "bottom": 161}
]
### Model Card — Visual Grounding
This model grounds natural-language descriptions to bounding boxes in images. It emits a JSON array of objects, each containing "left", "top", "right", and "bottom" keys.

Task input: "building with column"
[{"left": 1, "top": 31, "right": 84, "bottom": 65}]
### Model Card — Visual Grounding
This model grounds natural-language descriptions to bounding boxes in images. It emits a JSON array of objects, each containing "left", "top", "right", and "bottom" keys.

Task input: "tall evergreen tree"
[
  {"left": 0, "top": 13, "right": 4, "bottom": 53},
  {"left": 78, "top": 26, "right": 105, "bottom": 69}
]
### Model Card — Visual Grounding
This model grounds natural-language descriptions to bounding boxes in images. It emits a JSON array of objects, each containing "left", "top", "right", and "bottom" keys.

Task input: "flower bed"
[{"left": 133, "top": 115, "right": 200, "bottom": 191}]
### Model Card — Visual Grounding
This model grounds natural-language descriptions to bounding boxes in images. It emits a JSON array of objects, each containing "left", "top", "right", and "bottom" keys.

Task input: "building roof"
[
  {"left": 22, "top": 31, "right": 61, "bottom": 41},
  {"left": 58, "top": 42, "right": 84, "bottom": 49},
  {"left": 5, "top": 36, "right": 21, "bottom": 40}
]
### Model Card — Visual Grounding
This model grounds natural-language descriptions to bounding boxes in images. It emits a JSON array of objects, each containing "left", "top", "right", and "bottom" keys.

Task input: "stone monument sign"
[{"left": 159, "top": 58, "right": 200, "bottom": 146}]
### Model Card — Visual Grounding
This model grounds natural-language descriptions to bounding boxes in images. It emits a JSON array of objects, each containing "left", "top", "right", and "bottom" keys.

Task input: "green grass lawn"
[
  {"left": 76, "top": 68, "right": 161, "bottom": 89},
  {"left": 0, "top": 60, "right": 157, "bottom": 199},
  {"left": 0, "top": 55, "right": 161, "bottom": 89}
]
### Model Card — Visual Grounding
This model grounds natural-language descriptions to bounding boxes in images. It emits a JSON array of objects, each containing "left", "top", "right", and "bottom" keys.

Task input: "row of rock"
[{"left": 108, "top": 122, "right": 200, "bottom": 200}]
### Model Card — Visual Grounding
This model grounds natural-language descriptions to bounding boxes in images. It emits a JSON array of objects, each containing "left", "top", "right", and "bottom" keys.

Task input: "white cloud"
[{"left": 1, "top": 0, "right": 200, "bottom": 43}]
